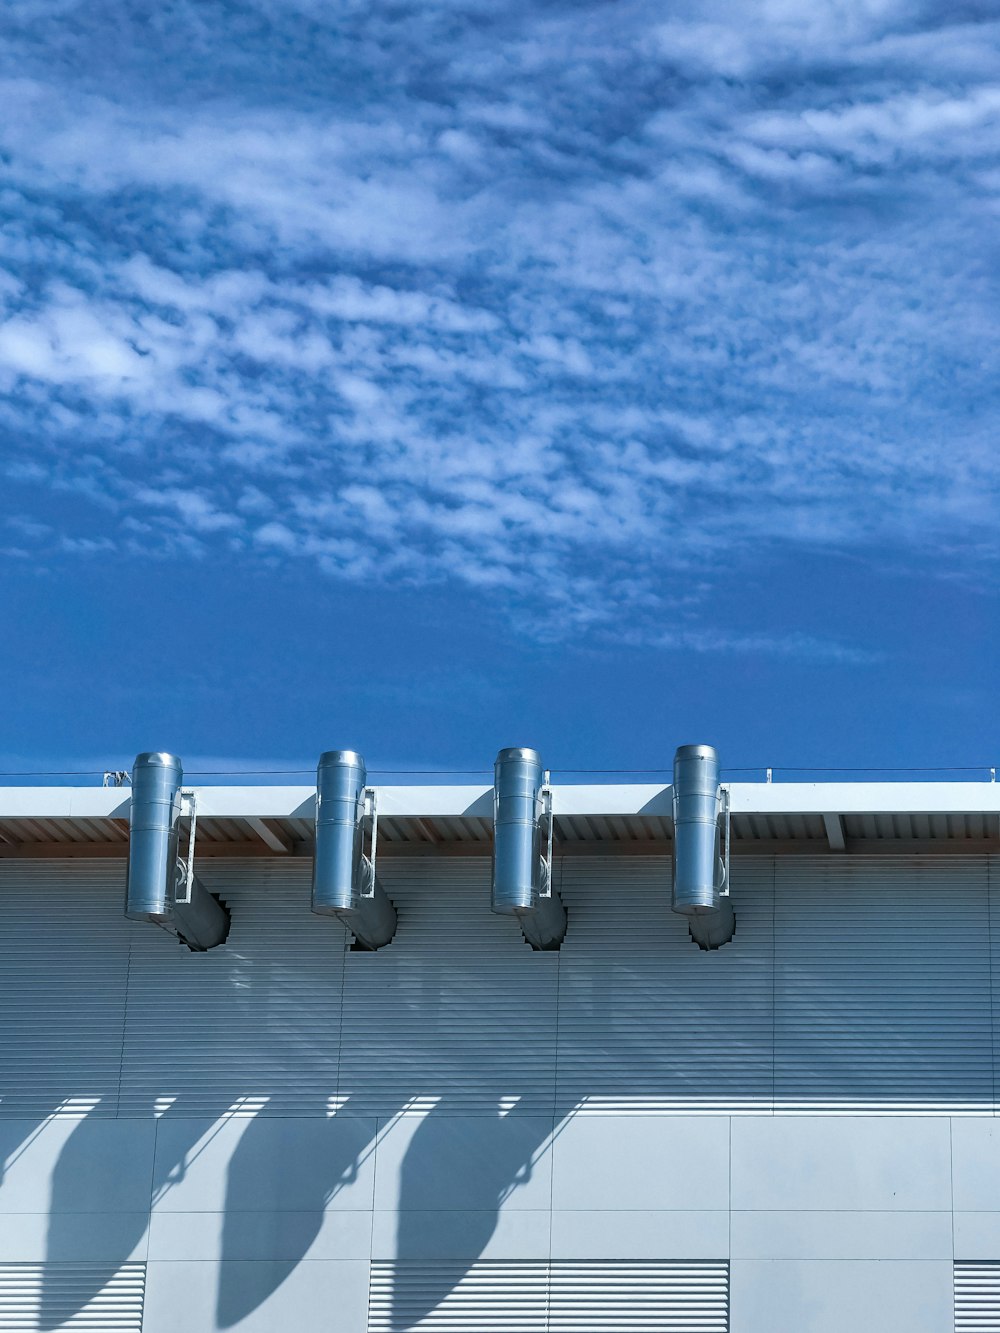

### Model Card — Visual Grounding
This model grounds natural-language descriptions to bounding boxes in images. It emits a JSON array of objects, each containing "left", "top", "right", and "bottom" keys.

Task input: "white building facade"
[{"left": 1, "top": 777, "right": 999, "bottom": 1331}]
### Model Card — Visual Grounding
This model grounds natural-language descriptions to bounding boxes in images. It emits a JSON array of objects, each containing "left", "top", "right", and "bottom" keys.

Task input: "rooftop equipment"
[
  {"left": 312, "top": 751, "right": 397, "bottom": 950},
  {"left": 671, "top": 743, "right": 735, "bottom": 950},
  {"left": 492, "top": 747, "right": 567, "bottom": 950},
  {"left": 125, "top": 752, "right": 230, "bottom": 951}
]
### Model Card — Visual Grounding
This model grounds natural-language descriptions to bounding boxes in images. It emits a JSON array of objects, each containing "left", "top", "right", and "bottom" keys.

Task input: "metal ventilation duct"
[
  {"left": 125, "top": 752, "right": 230, "bottom": 951},
  {"left": 492, "top": 747, "right": 567, "bottom": 950},
  {"left": 312, "top": 751, "right": 397, "bottom": 950},
  {"left": 671, "top": 743, "right": 735, "bottom": 950}
]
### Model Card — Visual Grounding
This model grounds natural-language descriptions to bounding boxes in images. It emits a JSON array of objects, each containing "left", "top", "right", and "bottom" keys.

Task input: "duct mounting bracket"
[
  {"left": 718, "top": 785, "right": 731, "bottom": 898},
  {"left": 360, "top": 786, "right": 379, "bottom": 898},
  {"left": 175, "top": 789, "right": 198, "bottom": 905},
  {"left": 539, "top": 784, "right": 555, "bottom": 897}
]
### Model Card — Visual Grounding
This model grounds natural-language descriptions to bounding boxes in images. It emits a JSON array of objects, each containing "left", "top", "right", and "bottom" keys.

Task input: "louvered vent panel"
[
  {"left": 339, "top": 860, "right": 559, "bottom": 1115},
  {"left": 368, "top": 1262, "right": 548, "bottom": 1331},
  {"left": 548, "top": 1262, "right": 729, "bottom": 1332},
  {"left": 987, "top": 855, "right": 1000, "bottom": 1114},
  {"left": 955, "top": 1261, "right": 1000, "bottom": 1331},
  {"left": 0, "top": 862, "right": 131, "bottom": 1118},
  {"left": 775, "top": 857, "right": 993, "bottom": 1113},
  {"left": 555, "top": 858, "right": 774, "bottom": 1113},
  {"left": 0, "top": 1262, "right": 144, "bottom": 1329},
  {"left": 368, "top": 1262, "right": 729, "bottom": 1332},
  {"left": 119, "top": 860, "right": 346, "bottom": 1115}
]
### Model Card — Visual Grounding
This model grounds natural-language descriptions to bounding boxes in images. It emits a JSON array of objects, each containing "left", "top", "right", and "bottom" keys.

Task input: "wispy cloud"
[{"left": 1, "top": 0, "right": 998, "bottom": 650}]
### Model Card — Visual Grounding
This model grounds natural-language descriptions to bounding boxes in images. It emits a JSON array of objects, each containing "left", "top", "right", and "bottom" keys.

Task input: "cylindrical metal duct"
[
  {"left": 493, "top": 747, "right": 544, "bottom": 914},
  {"left": 125, "top": 752, "right": 229, "bottom": 951},
  {"left": 492, "top": 747, "right": 566, "bottom": 949},
  {"left": 312, "top": 751, "right": 396, "bottom": 950},
  {"left": 126, "top": 752, "right": 183, "bottom": 923},
  {"left": 672, "top": 743, "right": 725, "bottom": 915}
]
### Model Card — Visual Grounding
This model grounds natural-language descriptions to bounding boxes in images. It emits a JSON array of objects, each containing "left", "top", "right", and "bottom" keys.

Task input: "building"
[{"left": 1, "top": 749, "right": 999, "bottom": 1331}]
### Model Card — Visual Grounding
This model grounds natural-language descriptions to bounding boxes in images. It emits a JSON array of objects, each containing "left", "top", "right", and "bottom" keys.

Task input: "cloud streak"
[{"left": 1, "top": 0, "right": 998, "bottom": 646}]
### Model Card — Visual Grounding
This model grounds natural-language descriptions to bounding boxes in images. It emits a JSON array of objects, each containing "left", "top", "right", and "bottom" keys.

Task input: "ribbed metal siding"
[
  {"left": 119, "top": 860, "right": 346, "bottom": 1115},
  {"left": 368, "top": 1262, "right": 728, "bottom": 1332},
  {"left": 774, "top": 857, "right": 993, "bottom": 1113},
  {"left": 368, "top": 1262, "right": 548, "bottom": 1331},
  {"left": 0, "top": 863, "right": 131, "bottom": 1118},
  {"left": 555, "top": 858, "right": 774, "bottom": 1113},
  {"left": 340, "top": 859, "right": 559, "bottom": 1115},
  {"left": 955, "top": 1261, "right": 1000, "bottom": 1330},
  {"left": 548, "top": 1262, "right": 728, "bottom": 1331},
  {"left": 0, "top": 1263, "right": 144, "bottom": 1329}
]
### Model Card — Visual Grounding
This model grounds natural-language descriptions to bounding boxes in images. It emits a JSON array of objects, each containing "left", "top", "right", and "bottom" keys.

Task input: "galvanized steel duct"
[
  {"left": 125, "top": 752, "right": 230, "bottom": 951},
  {"left": 492, "top": 747, "right": 567, "bottom": 950},
  {"left": 671, "top": 743, "right": 735, "bottom": 950},
  {"left": 312, "top": 751, "right": 397, "bottom": 950}
]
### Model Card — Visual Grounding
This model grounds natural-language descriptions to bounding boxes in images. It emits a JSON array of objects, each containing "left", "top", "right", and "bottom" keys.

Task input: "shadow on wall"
[
  {"left": 10, "top": 860, "right": 998, "bottom": 1330},
  {"left": 41, "top": 1098, "right": 239, "bottom": 1332},
  {"left": 214, "top": 1095, "right": 400, "bottom": 1329},
  {"left": 387, "top": 1090, "right": 575, "bottom": 1333}
]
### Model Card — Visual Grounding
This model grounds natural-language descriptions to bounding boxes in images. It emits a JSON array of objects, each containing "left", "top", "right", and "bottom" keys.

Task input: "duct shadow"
[
  {"left": 388, "top": 1090, "right": 576, "bottom": 1333},
  {"left": 41, "top": 1097, "right": 234, "bottom": 1332},
  {"left": 214, "top": 1094, "right": 405, "bottom": 1329}
]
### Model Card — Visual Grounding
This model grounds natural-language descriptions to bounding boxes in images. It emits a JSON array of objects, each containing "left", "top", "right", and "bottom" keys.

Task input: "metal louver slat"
[
  {"left": 368, "top": 1262, "right": 548, "bottom": 1331},
  {"left": 555, "top": 858, "right": 774, "bottom": 1113},
  {"left": 0, "top": 863, "right": 131, "bottom": 1118},
  {"left": 955, "top": 1261, "right": 1000, "bottom": 1330},
  {"left": 368, "top": 1262, "right": 729, "bottom": 1332},
  {"left": 340, "top": 859, "right": 559, "bottom": 1115},
  {"left": 0, "top": 1263, "right": 144, "bottom": 1329},
  {"left": 775, "top": 858, "right": 993, "bottom": 1113},
  {"left": 548, "top": 1262, "right": 729, "bottom": 1331},
  {"left": 119, "top": 859, "right": 345, "bottom": 1115}
]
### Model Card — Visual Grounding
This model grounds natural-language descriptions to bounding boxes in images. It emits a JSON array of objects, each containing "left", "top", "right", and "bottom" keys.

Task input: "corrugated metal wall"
[
  {"left": 0, "top": 1263, "right": 144, "bottom": 1329},
  {"left": 0, "top": 855, "right": 998, "bottom": 1117},
  {"left": 368, "top": 1262, "right": 729, "bottom": 1332}
]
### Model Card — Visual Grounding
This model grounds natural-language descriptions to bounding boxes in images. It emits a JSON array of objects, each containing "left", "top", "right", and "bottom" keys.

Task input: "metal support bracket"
[
  {"left": 175, "top": 789, "right": 198, "bottom": 905},
  {"left": 360, "top": 786, "right": 379, "bottom": 898},
  {"left": 540, "top": 784, "right": 555, "bottom": 898},
  {"left": 717, "top": 785, "right": 731, "bottom": 897}
]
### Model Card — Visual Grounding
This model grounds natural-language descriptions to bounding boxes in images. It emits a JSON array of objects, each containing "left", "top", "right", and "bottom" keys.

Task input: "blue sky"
[{"left": 1, "top": 0, "right": 998, "bottom": 781}]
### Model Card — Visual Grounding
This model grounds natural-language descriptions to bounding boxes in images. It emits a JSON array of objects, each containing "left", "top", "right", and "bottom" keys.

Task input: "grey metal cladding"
[
  {"left": 774, "top": 856, "right": 994, "bottom": 1112},
  {"left": 340, "top": 857, "right": 560, "bottom": 1115},
  {"left": 119, "top": 858, "right": 345, "bottom": 1116},
  {"left": 555, "top": 858, "right": 774, "bottom": 1112},
  {"left": 2, "top": 853, "right": 1000, "bottom": 1119},
  {"left": 0, "top": 862, "right": 132, "bottom": 1117}
]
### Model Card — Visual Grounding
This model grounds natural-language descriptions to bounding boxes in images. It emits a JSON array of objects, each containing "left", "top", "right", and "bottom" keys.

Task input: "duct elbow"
[{"left": 125, "top": 752, "right": 229, "bottom": 951}]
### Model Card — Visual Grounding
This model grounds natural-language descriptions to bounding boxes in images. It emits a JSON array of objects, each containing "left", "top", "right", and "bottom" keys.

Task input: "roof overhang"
[{"left": 0, "top": 782, "right": 998, "bottom": 859}]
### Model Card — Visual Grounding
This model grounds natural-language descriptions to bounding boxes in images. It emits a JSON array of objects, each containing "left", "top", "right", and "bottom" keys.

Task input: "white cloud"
[{"left": 0, "top": 0, "right": 997, "bottom": 647}]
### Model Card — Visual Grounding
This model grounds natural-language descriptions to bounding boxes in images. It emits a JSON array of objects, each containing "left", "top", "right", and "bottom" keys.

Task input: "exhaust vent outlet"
[
  {"left": 312, "top": 751, "right": 397, "bottom": 950},
  {"left": 125, "top": 752, "right": 230, "bottom": 951},
  {"left": 671, "top": 743, "right": 735, "bottom": 950},
  {"left": 492, "top": 747, "right": 566, "bottom": 950}
]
